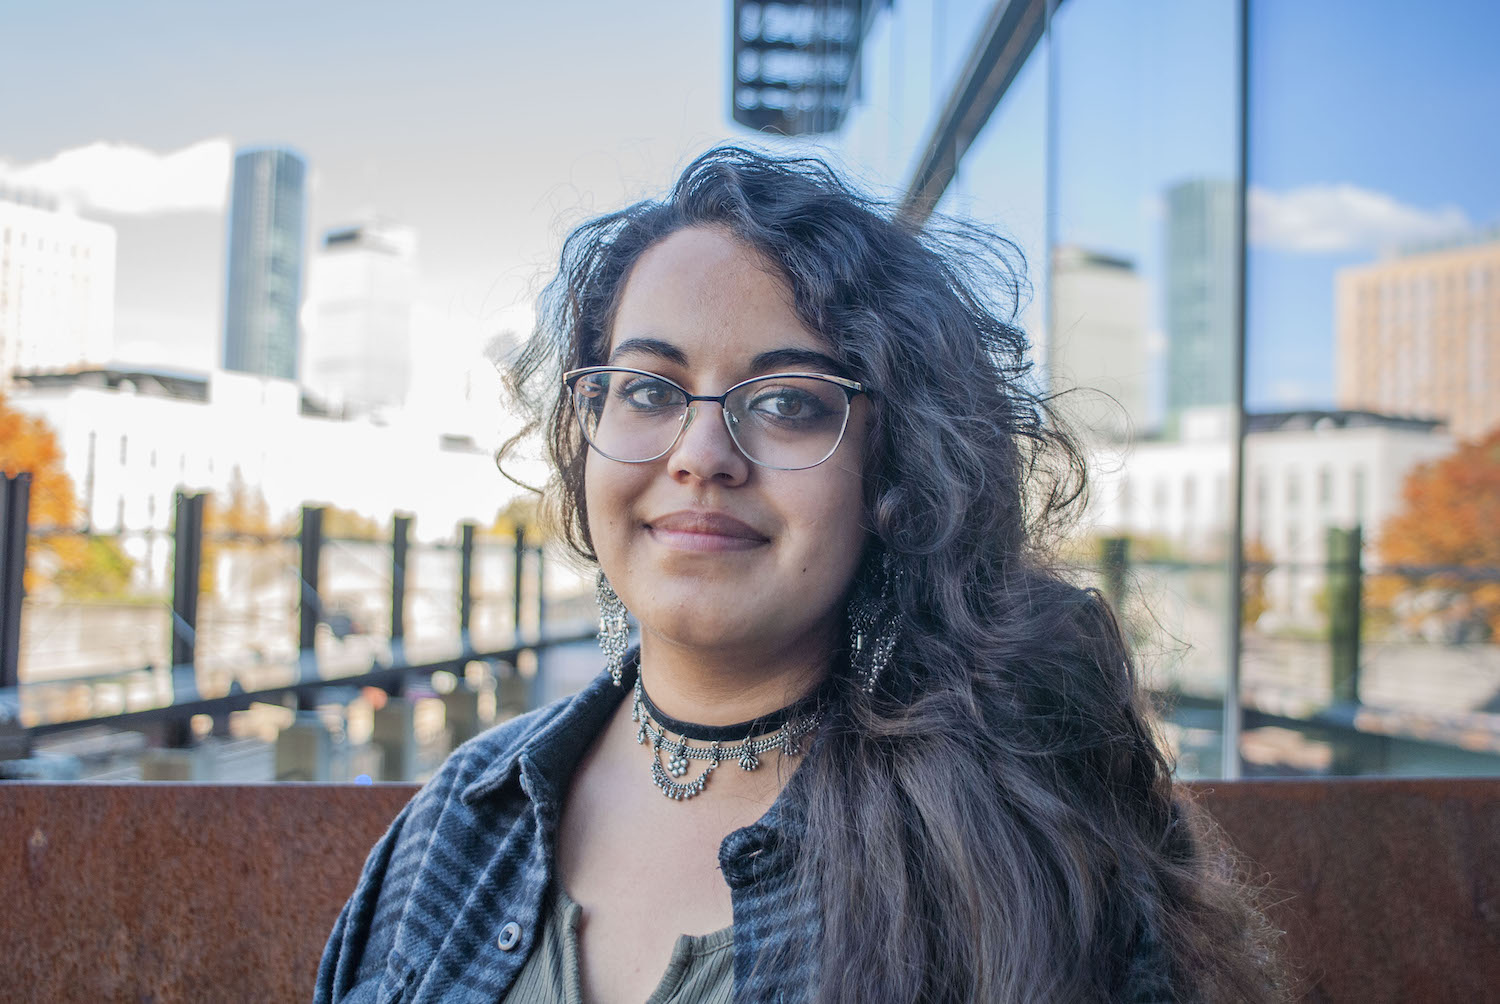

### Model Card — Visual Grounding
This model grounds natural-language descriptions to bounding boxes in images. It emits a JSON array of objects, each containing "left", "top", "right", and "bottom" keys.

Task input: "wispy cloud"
[
  {"left": 1249, "top": 183, "right": 1471, "bottom": 253},
  {"left": 0, "top": 138, "right": 231, "bottom": 215}
]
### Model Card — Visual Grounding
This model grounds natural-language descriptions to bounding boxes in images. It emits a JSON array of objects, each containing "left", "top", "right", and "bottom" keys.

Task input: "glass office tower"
[{"left": 222, "top": 147, "right": 306, "bottom": 381}]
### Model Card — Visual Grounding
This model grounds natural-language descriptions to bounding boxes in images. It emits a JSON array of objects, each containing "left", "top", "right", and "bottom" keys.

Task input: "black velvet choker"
[{"left": 636, "top": 676, "right": 828, "bottom": 743}]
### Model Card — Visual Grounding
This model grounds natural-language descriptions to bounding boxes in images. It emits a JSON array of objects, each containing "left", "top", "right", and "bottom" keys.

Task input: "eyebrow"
[
  {"left": 748, "top": 347, "right": 845, "bottom": 375},
  {"left": 609, "top": 337, "right": 688, "bottom": 366},
  {"left": 609, "top": 337, "right": 845, "bottom": 376}
]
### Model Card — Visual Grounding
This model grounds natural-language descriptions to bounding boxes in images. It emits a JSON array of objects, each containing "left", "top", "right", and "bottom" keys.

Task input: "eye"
[
  {"left": 616, "top": 375, "right": 681, "bottom": 411},
  {"left": 747, "top": 387, "right": 827, "bottom": 420}
]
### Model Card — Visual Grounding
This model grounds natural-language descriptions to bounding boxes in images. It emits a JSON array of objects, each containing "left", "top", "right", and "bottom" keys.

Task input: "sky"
[{"left": 3, "top": 0, "right": 1497, "bottom": 419}]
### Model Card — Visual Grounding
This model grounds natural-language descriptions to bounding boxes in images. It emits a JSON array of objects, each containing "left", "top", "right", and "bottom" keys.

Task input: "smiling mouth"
[{"left": 645, "top": 511, "right": 770, "bottom": 552}]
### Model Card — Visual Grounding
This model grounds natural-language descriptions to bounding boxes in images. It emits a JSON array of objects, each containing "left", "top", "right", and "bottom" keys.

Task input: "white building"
[
  {"left": 0, "top": 191, "right": 117, "bottom": 390},
  {"left": 9, "top": 365, "right": 527, "bottom": 589},
  {"left": 1049, "top": 245, "right": 1150, "bottom": 442},
  {"left": 302, "top": 220, "right": 417, "bottom": 416},
  {"left": 1087, "top": 408, "right": 1454, "bottom": 620}
]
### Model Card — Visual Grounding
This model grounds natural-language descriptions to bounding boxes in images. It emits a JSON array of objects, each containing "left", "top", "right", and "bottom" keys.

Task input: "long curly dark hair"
[{"left": 502, "top": 146, "right": 1284, "bottom": 1002}]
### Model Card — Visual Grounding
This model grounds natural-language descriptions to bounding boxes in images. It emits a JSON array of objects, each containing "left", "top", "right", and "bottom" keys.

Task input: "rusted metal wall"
[
  {"left": 1, "top": 783, "right": 418, "bottom": 1002},
  {"left": 0, "top": 778, "right": 1496, "bottom": 1002},
  {"left": 1189, "top": 778, "right": 1500, "bottom": 1002}
]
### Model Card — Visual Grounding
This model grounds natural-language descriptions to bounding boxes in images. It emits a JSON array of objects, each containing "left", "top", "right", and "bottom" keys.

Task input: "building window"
[
  {"left": 1318, "top": 466, "right": 1333, "bottom": 507},
  {"left": 1286, "top": 470, "right": 1301, "bottom": 506},
  {"left": 1352, "top": 467, "right": 1367, "bottom": 527},
  {"left": 119, "top": 435, "right": 128, "bottom": 465}
]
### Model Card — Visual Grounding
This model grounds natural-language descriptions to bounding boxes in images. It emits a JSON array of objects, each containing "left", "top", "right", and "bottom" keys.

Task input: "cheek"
[
  {"left": 583, "top": 458, "right": 648, "bottom": 562},
  {"left": 583, "top": 460, "right": 620, "bottom": 558},
  {"left": 786, "top": 464, "right": 868, "bottom": 580}
]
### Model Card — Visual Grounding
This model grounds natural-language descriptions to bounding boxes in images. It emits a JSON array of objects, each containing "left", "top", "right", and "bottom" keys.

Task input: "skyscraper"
[
  {"left": 1336, "top": 231, "right": 1500, "bottom": 441},
  {"left": 303, "top": 219, "right": 417, "bottom": 414},
  {"left": 1164, "top": 178, "right": 1237, "bottom": 420},
  {"left": 222, "top": 147, "right": 306, "bottom": 381}
]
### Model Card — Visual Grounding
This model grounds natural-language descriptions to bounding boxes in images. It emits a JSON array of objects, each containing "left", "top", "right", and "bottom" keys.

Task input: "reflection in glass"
[
  {"left": 1245, "top": 0, "right": 1500, "bottom": 776},
  {"left": 1048, "top": 0, "right": 1241, "bottom": 778}
]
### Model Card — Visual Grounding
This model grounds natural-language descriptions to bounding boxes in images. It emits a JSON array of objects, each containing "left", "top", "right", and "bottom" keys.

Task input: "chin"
[{"left": 642, "top": 594, "right": 786, "bottom": 653}]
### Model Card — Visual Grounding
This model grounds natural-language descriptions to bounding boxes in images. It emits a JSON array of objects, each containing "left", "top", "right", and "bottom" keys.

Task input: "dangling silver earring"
[
  {"left": 597, "top": 572, "right": 630, "bottom": 686},
  {"left": 848, "top": 551, "right": 900, "bottom": 695}
]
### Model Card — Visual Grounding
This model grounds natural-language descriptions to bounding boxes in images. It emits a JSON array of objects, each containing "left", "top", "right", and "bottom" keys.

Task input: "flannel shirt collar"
[{"left": 456, "top": 646, "right": 803, "bottom": 862}]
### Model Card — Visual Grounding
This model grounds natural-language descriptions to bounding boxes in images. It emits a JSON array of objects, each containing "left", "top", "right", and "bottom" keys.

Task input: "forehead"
[{"left": 609, "top": 226, "right": 828, "bottom": 366}]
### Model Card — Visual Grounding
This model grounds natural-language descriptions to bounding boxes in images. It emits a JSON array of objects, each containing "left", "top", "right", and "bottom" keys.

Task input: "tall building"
[
  {"left": 303, "top": 220, "right": 417, "bottom": 414},
  {"left": 1336, "top": 230, "right": 1500, "bottom": 441},
  {"left": 222, "top": 147, "right": 306, "bottom": 381},
  {"left": 1164, "top": 178, "right": 1237, "bottom": 421},
  {"left": 1048, "top": 246, "right": 1149, "bottom": 442},
  {"left": 0, "top": 188, "right": 116, "bottom": 389}
]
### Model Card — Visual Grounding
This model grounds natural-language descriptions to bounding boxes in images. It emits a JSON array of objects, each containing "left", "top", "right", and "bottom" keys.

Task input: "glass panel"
[
  {"left": 18, "top": 527, "right": 172, "bottom": 728},
  {"left": 937, "top": 29, "right": 1049, "bottom": 356},
  {"left": 1049, "top": 0, "right": 1242, "bottom": 778},
  {"left": 1245, "top": 0, "right": 1500, "bottom": 775}
]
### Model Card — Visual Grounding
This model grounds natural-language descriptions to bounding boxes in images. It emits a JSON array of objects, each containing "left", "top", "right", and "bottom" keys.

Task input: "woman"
[{"left": 317, "top": 147, "right": 1283, "bottom": 1003}]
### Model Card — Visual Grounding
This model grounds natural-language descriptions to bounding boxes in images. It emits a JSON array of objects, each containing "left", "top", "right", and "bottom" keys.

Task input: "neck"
[{"left": 635, "top": 620, "right": 837, "bottom": 728}]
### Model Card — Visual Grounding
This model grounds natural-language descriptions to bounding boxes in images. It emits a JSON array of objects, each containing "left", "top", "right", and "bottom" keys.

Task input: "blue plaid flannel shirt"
[{"left": 315, "top": 656, "right": 1175, "bottom": 1003}]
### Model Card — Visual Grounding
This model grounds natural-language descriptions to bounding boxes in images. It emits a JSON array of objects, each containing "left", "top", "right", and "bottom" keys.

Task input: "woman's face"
[{"left": 584, "top": 225, "right": 870, "bottom": 661}]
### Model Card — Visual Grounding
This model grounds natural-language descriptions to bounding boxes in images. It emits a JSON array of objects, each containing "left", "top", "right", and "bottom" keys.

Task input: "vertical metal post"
[
  {"left": 298, "top": 505, "right": 324, "bottom": 654},
  {"left": 163, "top": 717, "right": 194, "bottom": 749},
  {"left": 1328, "top": 526, "right": 1363, "bottom": 705},
  {"left": 170, "top": 491, "right": 206, "bottom": 668},
  {"left": 391, "top": 515, "right": 410, "bottom": 643},
  {"left": 534, "top": 543, "right": 546, "bottom": 638},
  {"left": 459, "top": 522, "right": 475, "bottom": 637},
  {"left": 1099, "top": 536, "right": 1129, "bottom": 621},
  {"left": 512, "top": 525, "right": 526, "bottom": 640},
  {"left": 0, "top": 472, "right": 31, "bottom": 690},
  {"left": 1220, "top": 0, "right": 1253, "bottom": 781}
]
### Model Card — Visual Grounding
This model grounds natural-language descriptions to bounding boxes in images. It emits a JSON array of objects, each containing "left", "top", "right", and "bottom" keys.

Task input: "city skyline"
[
  {"left": 0, "top": 1, "right": 737, "bottom": 387},
  {"left": 2, "top": 1, "right": 1496, "bottom": 418}
]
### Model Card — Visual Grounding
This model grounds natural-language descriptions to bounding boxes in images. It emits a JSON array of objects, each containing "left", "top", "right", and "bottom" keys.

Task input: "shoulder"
[
  {"left": 315, "top": 689, "right": 591, "bottom": 1002},
  {"left": 402, "top": 688, "right": 582, "bottom": 823}
]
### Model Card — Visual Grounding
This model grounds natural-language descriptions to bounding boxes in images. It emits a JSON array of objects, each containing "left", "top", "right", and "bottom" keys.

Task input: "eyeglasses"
[{"left": 563, "top": 366, "right": 865, "bottom": 471}]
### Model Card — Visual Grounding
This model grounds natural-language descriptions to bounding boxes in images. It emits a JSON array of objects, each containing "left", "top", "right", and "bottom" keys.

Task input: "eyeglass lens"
[{"left": 571, "top": 370, "right": 850, "bottom": 469}]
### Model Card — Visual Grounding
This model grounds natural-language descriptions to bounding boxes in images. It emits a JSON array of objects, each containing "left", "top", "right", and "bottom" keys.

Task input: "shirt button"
[{"left": 497, "top": 922, "right": 522, "bottom": 951}]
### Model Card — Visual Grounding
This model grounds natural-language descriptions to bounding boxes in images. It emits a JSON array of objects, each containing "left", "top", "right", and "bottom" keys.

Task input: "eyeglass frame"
[{"left": 562, "top": 365, "right": 867, "bottom": 471}]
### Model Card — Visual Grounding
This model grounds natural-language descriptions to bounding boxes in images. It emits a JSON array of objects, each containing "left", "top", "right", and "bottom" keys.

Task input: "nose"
[{"left": 667, "top": 400, "right": 750, "bottom": 485}]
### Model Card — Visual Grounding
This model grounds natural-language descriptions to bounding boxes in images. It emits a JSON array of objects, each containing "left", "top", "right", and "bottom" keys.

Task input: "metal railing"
[
  {"left": 0, "top": 474, "right": 595, "bottom": 764},
  {"left": 1095, "top": 531, "right": 1500, "bottom": 776}
]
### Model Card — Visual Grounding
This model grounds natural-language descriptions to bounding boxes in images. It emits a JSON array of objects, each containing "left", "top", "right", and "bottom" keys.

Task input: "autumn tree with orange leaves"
[
  {"left": 0, "top": 394, "right": 133, "bottom": 597},
  {"left": 1376, "top": 428, "right": 1500, "bottom": 641}
]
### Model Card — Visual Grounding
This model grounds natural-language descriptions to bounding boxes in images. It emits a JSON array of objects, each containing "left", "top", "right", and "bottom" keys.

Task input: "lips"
[{"left": 645, "top": 510, "right": 770, "bottom": 551}]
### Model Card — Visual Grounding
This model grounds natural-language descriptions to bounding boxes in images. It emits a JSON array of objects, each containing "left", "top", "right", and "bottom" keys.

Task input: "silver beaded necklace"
[{"left": 631, "top": 674, "right": 824, "bottom": 801}]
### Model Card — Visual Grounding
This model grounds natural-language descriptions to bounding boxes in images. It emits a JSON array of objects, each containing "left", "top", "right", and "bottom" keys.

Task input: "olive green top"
[{"left": 499, "top": 884, "right": 736, "bottom": 1004}]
